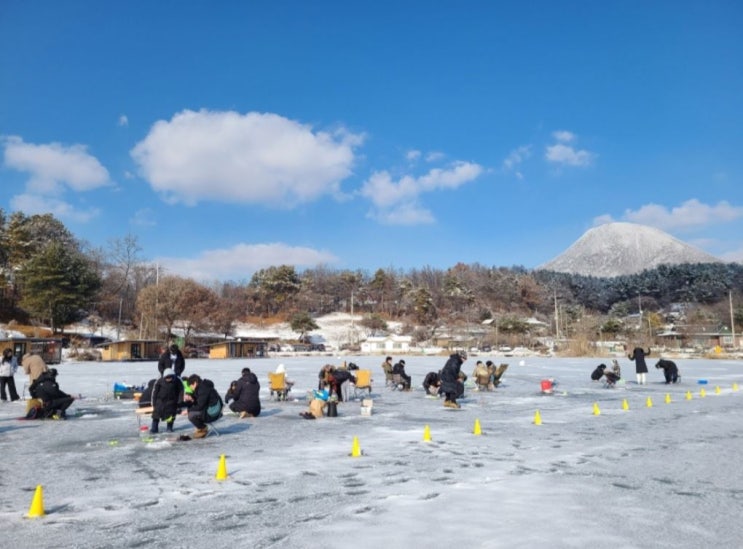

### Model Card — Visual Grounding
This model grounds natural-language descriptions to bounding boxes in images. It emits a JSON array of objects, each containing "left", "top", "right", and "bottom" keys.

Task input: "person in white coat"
[{"left": 0, "top": 348, "right": 20, "bottom": 402}]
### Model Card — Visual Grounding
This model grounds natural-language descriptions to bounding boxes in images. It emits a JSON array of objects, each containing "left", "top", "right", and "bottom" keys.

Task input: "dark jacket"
[
  {"left": 330, "top": 369, "right": 356, "bottom": 385},
  {"left": 151, "top": 376, "right": 184, "bottom": 420},
  {"left": 158, "top": 350, "right": 186, "bottom": 377},
  {"left": 422, "top": 371, "right": 440, "bottom": 392},
  {"left": 191, "top": 378, "right": 223, "bottom": 422},
  {"left": 629, "top": 347, "right": 650, "bottom": 374},
  {"left": 34, "top": 371, "right": 71, "bottom": 403},
  {"left": 138, "top": 379, "right": 157, "bottom": 408},
  {"left": 440, "top": 354, "right": 464, "bottom": 395},
  {"left": 225, "top": 372, "right": 261, "bottom": 416},
  {"left": 656, "top": 359, "right": 679, "bottom": 382},
  {"left": 590, "top": 364, "right": 606, "bottom": 381}
]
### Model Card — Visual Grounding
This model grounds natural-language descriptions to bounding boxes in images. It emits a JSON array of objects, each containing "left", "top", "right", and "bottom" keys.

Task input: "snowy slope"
[{"left": 539, "top": 222, "right": 721, "bottom": 277}]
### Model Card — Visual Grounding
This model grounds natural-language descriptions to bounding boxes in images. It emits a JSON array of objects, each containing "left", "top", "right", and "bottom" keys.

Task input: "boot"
[
  {"left": 193, "top": 427, "right": 208, "bottom": 439},
  {"left": 150, "top": 419, "right": 159, "bottom": 434},
  {"left": 166, "top": 422, "right": 174, "bottom": 433}
]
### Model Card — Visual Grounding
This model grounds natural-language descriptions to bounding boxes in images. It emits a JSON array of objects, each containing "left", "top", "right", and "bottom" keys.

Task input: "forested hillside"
[{"left": 1, "top": 210, "right": 742, "bottom": 345}]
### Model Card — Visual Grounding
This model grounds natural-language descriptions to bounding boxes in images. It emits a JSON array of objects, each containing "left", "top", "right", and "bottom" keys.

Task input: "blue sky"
[{"left": 1, "top": 1, "right": 742, "bottom": 282}]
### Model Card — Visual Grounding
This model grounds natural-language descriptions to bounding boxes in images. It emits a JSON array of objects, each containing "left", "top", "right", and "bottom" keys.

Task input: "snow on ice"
[{"left": 2, "top": 355, "right": 742, "bottom": 548}]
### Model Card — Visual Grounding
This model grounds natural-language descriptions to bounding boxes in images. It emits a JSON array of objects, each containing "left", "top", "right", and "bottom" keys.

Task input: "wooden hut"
[
  {"left": 97, "top": 339, "right": 161, "bottom": 361},
  {"left": 208, "top": 337, "right": 276, "bottom": 359},
  {"left": 0, "top": 337, "right": 63, "bottom": 364}
]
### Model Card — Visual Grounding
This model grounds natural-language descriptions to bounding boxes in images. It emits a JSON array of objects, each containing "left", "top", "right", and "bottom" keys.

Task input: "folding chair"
[
  {"left": 352, "top": 369, "right": 372, "bottom": 399},
  {"left": 268, "top": 372, "right": 289, "bottom": 401}
]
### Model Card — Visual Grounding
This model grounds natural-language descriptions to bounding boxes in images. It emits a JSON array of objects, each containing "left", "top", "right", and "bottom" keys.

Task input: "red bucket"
[{"left": 540, "top": 379, "right": 553, "bottom": 394}]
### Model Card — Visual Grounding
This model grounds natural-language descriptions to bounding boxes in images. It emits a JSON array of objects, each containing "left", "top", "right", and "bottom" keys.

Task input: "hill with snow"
[{"left": 538, "top": 222, "right": 721, "bottom": 277}]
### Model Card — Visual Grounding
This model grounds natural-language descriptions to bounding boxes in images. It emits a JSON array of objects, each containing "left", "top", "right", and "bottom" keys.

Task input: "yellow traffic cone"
[
  {"left": 621, "top": 399, "right": 629, "bottom": 411},
  {"left": 685, "top": 390, "right": 693, "bottom": 400},
  {"left": 664, "top": 393, "right": 672, "bottom": 404},
  {"left": 592, "top": 402, "right": 601, "bottom": 416},
  {"left": 533, "top": 410, "right": 542, "bottom": 425},
  {"left": 700, "top": 388, "right": 706, "bottom": 398},
  {"left": 646, "top": 396, "right": 653, "bottom": 408},
  {"left": 473, "top": 418, "right": 482, "bottom": 436},
  {"left": 423, "top": 425, "right": 432, "bottom": 442},
  {"left": 351, "top": 436, "right": 362, "bottom": 457},
  {"left": 715, "top": 386, "right": 721, "bottom": 395},
  {"left": 733, "top": 383, "right": 739, "bottom": 392},
  {"left": 27, "top": 485, "right": 45, "bottom": 518},
  {"left": 215, "top": 454, "right": 228, "bottom": 480}
]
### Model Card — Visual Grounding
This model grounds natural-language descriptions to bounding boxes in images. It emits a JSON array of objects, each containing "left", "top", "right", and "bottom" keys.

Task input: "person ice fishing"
[
  {"left": 628, "top": 346, "right": 651, "bottom": 385},
  {"left": 33, "top": 368, "right": 74, "bottom": 419},
  {"left": 440, "top": 351, "right": 467, "bottom": 408},
  {"left": 149, "top": 369, "right": 183, "bottom": 433},
  {"left": 392, "top": 359, "right": 411, "bottom": 390},
  {"left": 184, "top": 374, "right": 223, "bottom": 439},
  {"left": 655, "top": 359, "right": 680, "bottom": 384},
  {"left": 21, "top": 351, "right": 49, "bottom": 384},
  {"left": 225, "top": 367, "right": 261, "bottom": 418}
]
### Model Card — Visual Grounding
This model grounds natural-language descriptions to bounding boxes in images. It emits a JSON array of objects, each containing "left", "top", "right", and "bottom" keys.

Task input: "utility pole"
[
  {"left": 554, "top": 289, "right": 560, "bottom": 339},
  {"left": 730, "top": 291, "right": 737, "bottom": 349}
]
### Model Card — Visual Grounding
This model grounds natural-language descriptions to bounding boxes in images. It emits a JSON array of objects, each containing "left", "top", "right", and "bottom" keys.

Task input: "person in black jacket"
[
  {"left": 158, "top": 344, "right": 186, "bottom": 378},
  {"left": 440, "top": 352, "right": 466, "bottom": 408},
  {"left": 628, "top": 347, "right": 651, "bottom": 385},
  {"left": 150, "top": 369, "right": 183, "bottom": 433},
  {"left": 392, "top": 359, "right": 412, "bottom": 390},
  {"left": 328, "top": 368, "right": 356, "bottom": 402},
  {"left": 34, "top": 369, "right": 74, "bottom": 419},
  {"left": 422, "top": 371, "right": 441, "bottom": 396},
  {"left": 225, "top": 368, "right": 261, "bottom": 418},
  {"left": 655, "top": 359, "right": 680, "bottom": 384},
  {"left": 185, "top": 374, "right": 223, "bottom": 438}
]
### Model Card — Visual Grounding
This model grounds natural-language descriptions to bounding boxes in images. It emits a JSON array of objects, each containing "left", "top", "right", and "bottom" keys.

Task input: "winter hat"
[
  {"left": 162, "top": 368, "right": 175, "bottom": 378},
  {"left": 276, "top": 364, "right": 286, "bottom": 374}
]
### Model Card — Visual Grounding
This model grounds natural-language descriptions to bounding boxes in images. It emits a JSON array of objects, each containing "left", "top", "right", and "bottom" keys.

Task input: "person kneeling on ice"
[
  {"left": 225, "top": 367, "right": 261, "bottom": 418},
  {"left": 422, "top": 371, "right": 441, "bottom": 396},
  {"left": 300, "top": 389, "right": 329, "bottom": 419},
  {"left": 440, "top": 351, "right": 466, "bottom": 408},
  {"left": 472, "top": 361, "right": 490, "bottom": 391},
  {"left": 33, "top": 368, "right": 74, "bottom": 419},
  {"left": 150, "top": 369, "right": 183, "bottom": 433},
  {"left": 655, "top": 359, "right": 680, "bottom": 384},
  {"left": 184, "top": 374, "right": 223, "bottom": 438}
]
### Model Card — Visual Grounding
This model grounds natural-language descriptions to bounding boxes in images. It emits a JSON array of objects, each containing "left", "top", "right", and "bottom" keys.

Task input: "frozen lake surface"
[{"left": 2, "top": 355, "right": 742, "bottom": 548}]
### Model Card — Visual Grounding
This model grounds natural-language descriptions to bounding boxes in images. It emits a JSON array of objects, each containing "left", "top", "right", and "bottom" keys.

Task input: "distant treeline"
[{"left": 1, "top": 210, "right": 742, "bottom": 339}]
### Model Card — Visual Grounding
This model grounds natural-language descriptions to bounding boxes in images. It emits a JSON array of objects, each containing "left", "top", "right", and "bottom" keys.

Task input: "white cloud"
[
  {"left": 361, "top": 162, "right": 483, "bottom": 209},
  {"left": 552, "top": 130, "right": 575, "bottom": 143},
  {"left": 406, "top": 150, "right": 421, "bottom": 161},
  {"left": 545, "top": 143, "right": 594, "bottom": 167},
  {"left": 130, "top": 109, "right": 364, "bottom": 207},
  {"left": 3, "top": 136, "right": 111, "bottom": 194},
  {"left": 592, "top": 214, "right": 615, "bottom": 226},
  {"left": 368, "top": 202, "right": 435, "bottom": 226},
  {"left": 10, "top": 193, "right": 100, "bottom": 223},
  {"left": 621, "top": 199, "right": 743, "bottom": 231},
  {"left": 425, "top": 151, "right": 445, "bottom": 162},
  {"left": 544, "top": 131, "right": 594, "bottom": 168},
  {"left": 503, "top": 145, "right": 532, "bottom": 172},
  {"left": 155, "top": 243, "right": 339, "bottom": 281},
  {"left": 118, "top": 115, "right": 129, "bottom": 127}
]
